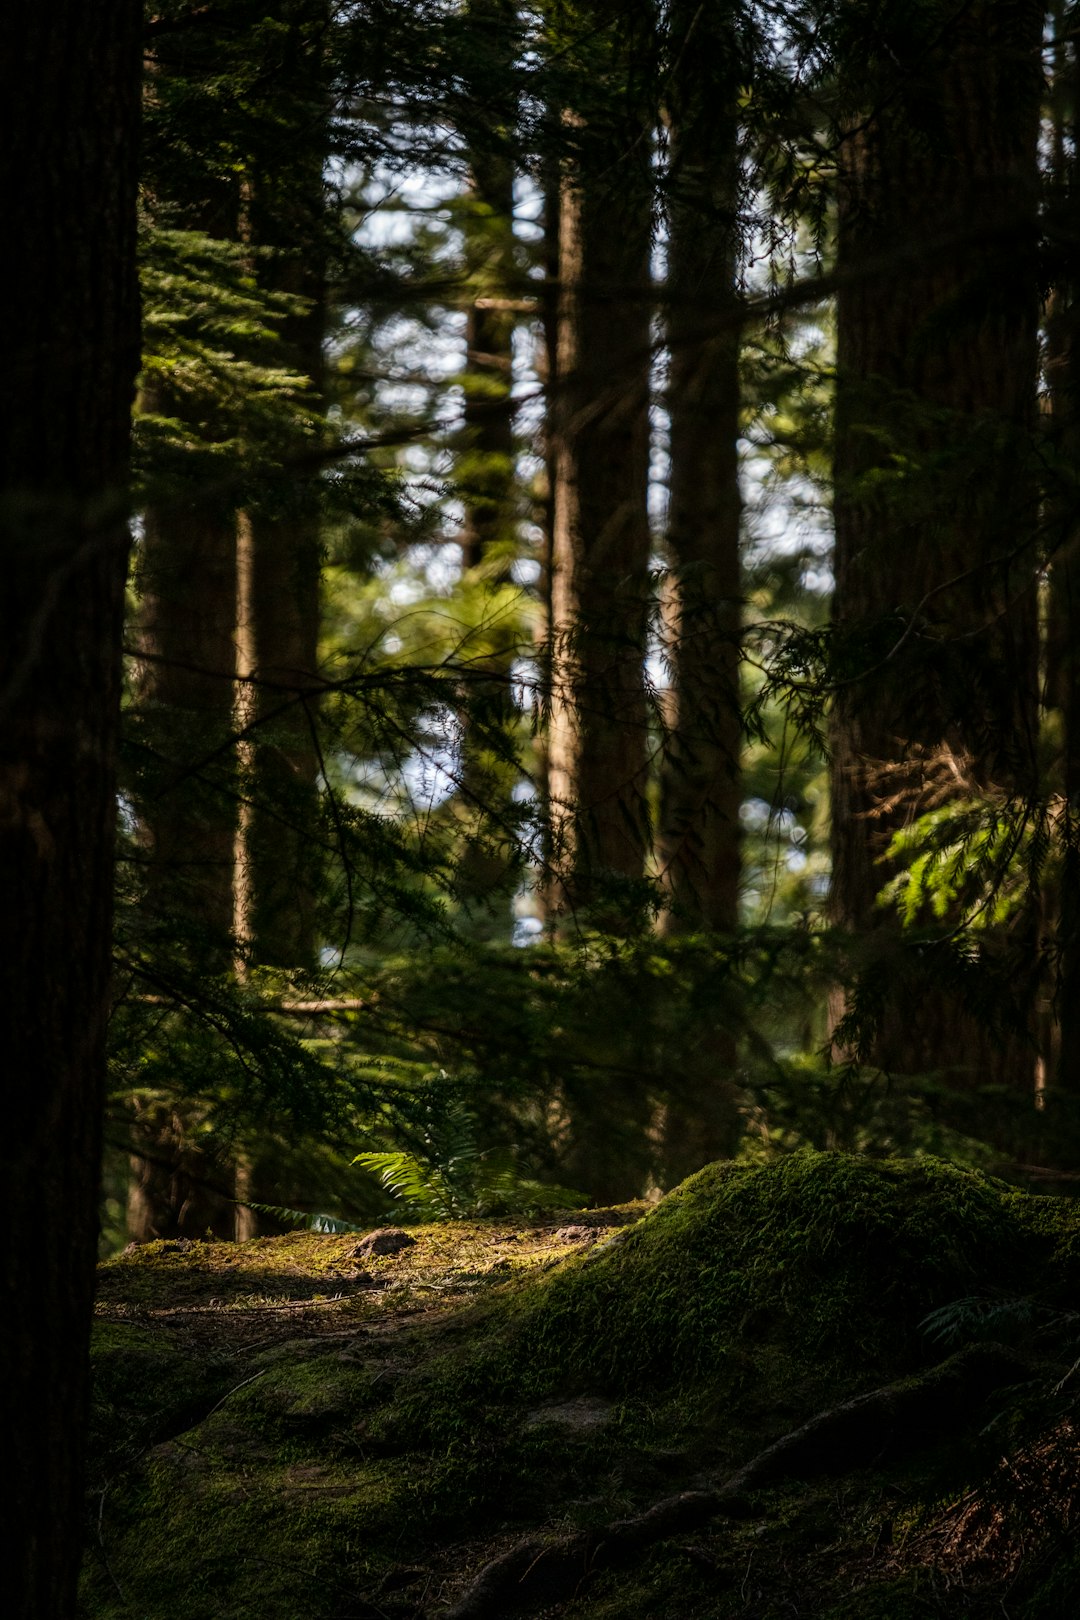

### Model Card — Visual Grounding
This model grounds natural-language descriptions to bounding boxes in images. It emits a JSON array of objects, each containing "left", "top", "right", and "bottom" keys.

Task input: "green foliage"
[
  {"left": 238, "top": 1203, "right": 368, "bottom": 1235},
  {"left": 137, "top": 225, "right": 318, "bottom": 494},
  {"left": 353, "top": 1097, "right": 587, "bottom": 1219},
  {"left": 880, "top": 798, "right": 1046, "bottom": 932}
]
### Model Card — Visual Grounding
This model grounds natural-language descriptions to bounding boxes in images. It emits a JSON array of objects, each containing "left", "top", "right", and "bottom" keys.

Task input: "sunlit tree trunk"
[
  {"left": 546, "top": 0, "right": 656, "bottom": 1202},
  {"left": 1, "top": 6, "right": 140, "bottom": 1613},
  {"left": 547, "top": 4, "right": 654, "bottom": 930},
  {"left": 532, "top": 162, "right": 562, "bottom": 934},
  {"left": 655, "top": 0, "right": 744, "bottom": 1177},
  {"left": 830, "top": 1, "right": 1043, "bottom": 1084}
]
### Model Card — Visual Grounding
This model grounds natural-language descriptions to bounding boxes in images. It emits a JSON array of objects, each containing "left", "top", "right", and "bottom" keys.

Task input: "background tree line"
[{"left": 8, "top": 3, "right": 1080, "bottom": 1609}]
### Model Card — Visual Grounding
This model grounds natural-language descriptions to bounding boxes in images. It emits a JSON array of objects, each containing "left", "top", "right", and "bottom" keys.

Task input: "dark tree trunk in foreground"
[
  {"left": 830, "top": 1, "right": 1043, "bottom": 1084},
  {"left": 547, "top": 3, "right": 654, "bottom": 929},
  {"left": 656, "top": 0, "right": 744, "bottom": 1180},
  {"left": 0, "top": 6, "right": 141, "bottom": 1615}
]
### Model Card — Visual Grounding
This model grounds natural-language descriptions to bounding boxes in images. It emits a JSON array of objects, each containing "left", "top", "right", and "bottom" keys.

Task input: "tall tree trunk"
[
  {"left": 242, "top": 34, "right": 328, "bottom": 972},
  {"left": 136, "top": 481, "right": 238, "bottom": 953},
  {"left": 453, "top": 0, "right": 523, "bottom": 935},
  {"left": 1046, "top": 1, "right": 1080, "bottom": 1105},
  {"left": 1, "top": 7, "right": 141, "bottom": 1614},
  {"left": 829, "top": 1, "right": 1043, "bottom": 1085},
  {"left": 547, "top": 5, "right": 655, "bottom": 931},
  {"left": 131, "top": 377, "right": 249, "bottom": 1240},
  {"left": 546, "top": 1, "right": 656, "bottom": 1202},
  {"left": 132, "top": 24, "right": 246, "bottom": 1233},
  {"left": 130, "top": 450, "right": 245, "bottom": 1241},
  {"left": 533, "top": 163, "right": 562, "bottom": 934},
  {"left": 655, "top": 0, "right": 744, "bottom": 1177}
]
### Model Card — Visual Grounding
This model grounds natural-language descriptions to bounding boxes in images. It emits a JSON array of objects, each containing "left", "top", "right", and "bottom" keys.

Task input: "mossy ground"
[{"left": 82, "top": 1155, "right": 1080, "bottom": 1618}]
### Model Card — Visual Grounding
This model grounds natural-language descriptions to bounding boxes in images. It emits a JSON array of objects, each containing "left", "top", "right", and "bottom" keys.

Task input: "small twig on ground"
[{"left": 199, "top": 1366, "right": 270, "bottom": 1422}]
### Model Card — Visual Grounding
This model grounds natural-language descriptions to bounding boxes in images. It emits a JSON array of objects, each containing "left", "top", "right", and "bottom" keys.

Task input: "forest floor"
[{"left": 83, "top": 1155, "right": 1080, "bottom": 1619}]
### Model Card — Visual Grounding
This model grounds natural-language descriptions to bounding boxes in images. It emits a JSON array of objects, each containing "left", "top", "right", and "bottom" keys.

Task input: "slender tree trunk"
[
  {"left": 130, "top": 470, "right": 244, "bottom": 1240},
  {"left": 655, "top": 0, "right": 744, "bottom": 1177},
  {"left": 242, "top": 77, "right": 327, "bottom": 972},
  {"left": 547, "top": 8, "right": 654, "bottom": 929},
  {"left": 1, "top": 7, "right": 140, "bottom": 1614},
  {"left": 132, "top": 35, "right": 245, "bottom": 1234},
  {"left": 136, "top": 493, "right": 238, "bottom": 949},
  {"left": 245, "top": 487, "right": 323, "bottom": 971},
  {"left": 830, "top": 1, "right": 1043, "bottom": 1084},
  {"left": 533, "top": 164, "right": 561, "bottom": 933},
  {"left": 453, "top": 0, "right": 523, "bottom": 934},
  {"left": 1046, "top": 2, "right": 1080, "bottom": 1103}
]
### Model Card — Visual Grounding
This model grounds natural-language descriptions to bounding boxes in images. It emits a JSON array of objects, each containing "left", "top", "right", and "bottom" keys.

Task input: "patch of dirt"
[{"left": 95, "top": 1213, "right": 641, "bottom": 1356}]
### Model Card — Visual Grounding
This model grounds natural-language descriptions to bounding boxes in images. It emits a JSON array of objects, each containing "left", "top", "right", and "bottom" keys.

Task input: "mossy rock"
[{"left": 82, "top": 1153, "right": 1080, "bottom": 1620}]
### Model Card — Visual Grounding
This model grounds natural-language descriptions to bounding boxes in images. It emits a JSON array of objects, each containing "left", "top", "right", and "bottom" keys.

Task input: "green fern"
[
  {"left": 239, "top": 1202, "right": 368, "bottom": 1235},
  {"left": 353, "top": 1099, "right": 587, "bottom": 1220}
]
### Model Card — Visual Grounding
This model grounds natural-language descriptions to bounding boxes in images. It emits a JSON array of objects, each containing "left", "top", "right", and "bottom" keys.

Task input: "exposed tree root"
[{"left": 438, "top": 1345, "right": 1028, "bottom": 1618}]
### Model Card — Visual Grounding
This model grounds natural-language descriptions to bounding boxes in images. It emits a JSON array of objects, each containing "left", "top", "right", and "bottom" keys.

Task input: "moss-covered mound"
[
  {"left": 507, "top": 1152, "right": 1052, "bottom": 1388},
  {"left": 82, "top": 1154, "right": 1080, "bottom": 1620}
]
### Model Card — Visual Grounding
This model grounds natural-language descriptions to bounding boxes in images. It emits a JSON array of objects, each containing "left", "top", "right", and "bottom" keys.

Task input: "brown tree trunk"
[
  {"left": 0, "top": 6, "right": 141, "bottom": 1614},
  {"left": 547, "top": 9, "right": 654, "bottom": 930},
  {"left": 545, "top": 2, "right": 656, "bottom": 1202},
  {"left": 136, "top": 493, "right": 238, "bottom": 950},
  {"left": 130, "top": 406, "right": 246, "bottom": 1240},
  {"left": 655, "top": 0, "right": 744, "bottom": 1177},
  {"left": 829, "top": 2, "right": 1043, "bottom": 1085},
  {"left": 242, "top": 110, "right": 327, "bottom": 972},
  {"left": 1046, "top": 3, "right": 1080, "bottom": 1104},
  {"left": 533, "top": 165, "right": 561, "bottom": 934},
  {"left": 245, "top": 488, "right": 323, "bottom": 971},
  {"left": 453, "top": 0, "right": 523, "bottom": 935},
  {"left": 132, "top": 24, "right": 246, "bottom": 1232}
]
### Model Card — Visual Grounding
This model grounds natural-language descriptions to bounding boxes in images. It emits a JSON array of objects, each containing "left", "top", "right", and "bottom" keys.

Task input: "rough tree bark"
[
  {"left": 543, "top": 1, "right": 657, "bottom": 1203},
  {"left": 655, "top": 0, "right": 744, "bottom": 1180},
  {"left": 546, "top": 1, "right": 655, "bottom": 931},
  {"left": 830, "top": 1, "right": 1043, "bottom": 1084},
  {"left": 1, "top": 6, "right": 141, "bottom": 1614}
]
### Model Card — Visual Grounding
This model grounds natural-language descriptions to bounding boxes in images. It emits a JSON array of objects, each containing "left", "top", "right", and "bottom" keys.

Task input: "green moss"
[
  {"left": 83, "top": 1155, "right": 1080, "bottom": 1620},
  {"left": 88, "top": 1322, "right": 234, "bottom": 1483},
  {"left": 509, "top": 1154, "right": 1058, "bottom": 1389},
  {"left": 387, "top": 1153, "right": 1076, "bottom": 1452}
]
